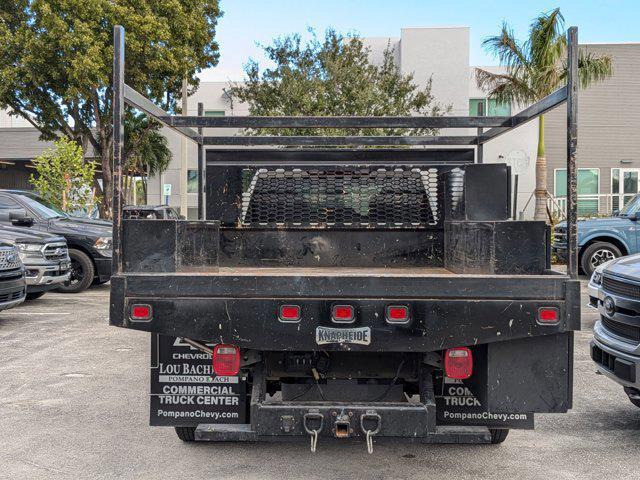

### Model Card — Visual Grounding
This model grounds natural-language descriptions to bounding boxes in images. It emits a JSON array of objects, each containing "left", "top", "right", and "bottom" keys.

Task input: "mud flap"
[
  {"left": 435, "top": 375, "right": 533, "bottom": 429},
  {"left": 149, "top": 334, "right": 247, "bottom": 426}
]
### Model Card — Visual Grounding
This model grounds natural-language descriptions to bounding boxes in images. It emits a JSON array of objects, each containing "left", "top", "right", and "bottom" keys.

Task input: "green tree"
[
  {"left": 231, "top": 29, "right": 449, "bottom": 136},
  {"left": 125, "top": 113, "right": 172, "bottom": 203},
  {"left": 30, "top": 137, "right": 99, "bottom": 213},
  {"left": 0, "top": 0, "right": 222, "bottom": 217},
  {"left": 475, "top": 9, "right": 612, "bottom": 221}
]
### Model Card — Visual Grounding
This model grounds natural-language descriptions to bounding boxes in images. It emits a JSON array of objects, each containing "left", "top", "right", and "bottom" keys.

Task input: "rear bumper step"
[{"left": 194, "top": 423, "right": 492, "bottom": 444}]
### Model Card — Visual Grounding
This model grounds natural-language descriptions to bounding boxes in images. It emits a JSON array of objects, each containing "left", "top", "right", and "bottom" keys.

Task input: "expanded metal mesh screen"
[{"left": 240, "top": 168, "right": 447, "bottom": 229}]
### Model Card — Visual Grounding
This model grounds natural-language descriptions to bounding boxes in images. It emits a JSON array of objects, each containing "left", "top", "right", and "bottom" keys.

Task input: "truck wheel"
[
  {"left": 489, "top": 428, "right": 509, "bottom": 444},
  {"left": 57, "top": 249, "right": 95, "bottom": 293},
  {"left": 174, "top": 427, "right": 196, "bottom": 442},
  {"left": 581, "top": 242, "right": 621, "bottom": 277},
  {"left": 624, "top": 387, "right": 640, "bottom": 408},
  {"left": 25, "top": 292, "right": 46, "bottom": 301}
]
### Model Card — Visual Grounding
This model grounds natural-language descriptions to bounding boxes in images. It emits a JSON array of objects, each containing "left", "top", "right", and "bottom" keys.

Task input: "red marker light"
[
  {"left": 278, "top": 305, "right": 301, "bottom": 322},
  {"left": 332, "top": 305, "right": 355, "bottom": 323},
  {"left": 538, "top": 307, "right": 559, "bottom": 324},
  {"left": 212, "top": 344, "right": 241, "bottom": 376},
  {"left": 386, "top": 305, "right": 410, "bottom": 323},
  {"left": 445, "top": 347, "right": 473, "bottom": 379},
  {"left": 130, "top": 304, "right": 152, "bottom": 321}
]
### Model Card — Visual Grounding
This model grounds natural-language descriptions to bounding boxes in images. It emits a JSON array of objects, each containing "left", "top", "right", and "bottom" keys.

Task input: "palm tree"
[
  {"left": 476, "top": 9, "right": 612, "bottom": 221},
  {"left": 124, "top": 113, "right": 172, "bottom": 204}
]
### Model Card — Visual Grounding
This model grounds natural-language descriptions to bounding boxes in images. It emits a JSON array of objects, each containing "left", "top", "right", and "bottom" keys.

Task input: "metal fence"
[{"left": 550, "top": 194, "right": 621, "bottom": 219}]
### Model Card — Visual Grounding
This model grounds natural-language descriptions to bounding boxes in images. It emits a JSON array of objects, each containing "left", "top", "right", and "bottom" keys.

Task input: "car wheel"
[
  {"left": 174, "top": 427, "right": 196, "bottom": 442},
  {"left": 580, "top": 242, "right": 621, "bottom": 277},
  {"left": 489, "top": 428, "right": 509, "bottom": 444},
  {"left": 25, "top": 292, "right": 46, "bottom": 301},
  {"left": 57, "top": 249, "right": 95, "bottom": 293},
  {"left": 624, "top": 387, "right": 640, "bottom": 408}
]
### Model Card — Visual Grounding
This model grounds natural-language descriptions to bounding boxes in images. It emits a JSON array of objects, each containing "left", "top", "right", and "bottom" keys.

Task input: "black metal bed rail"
[{"left": 111, "top": 25, "right": 579, "bottom": 279}]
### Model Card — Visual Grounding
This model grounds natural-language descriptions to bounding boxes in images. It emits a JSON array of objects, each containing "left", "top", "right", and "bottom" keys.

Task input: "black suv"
[{"left": 0, "top": 190, "right": 112, "bottom": 293}]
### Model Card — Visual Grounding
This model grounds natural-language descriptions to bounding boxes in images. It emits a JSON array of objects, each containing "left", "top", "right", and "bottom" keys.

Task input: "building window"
[
  {"left": 187, "top": 207, "right": 199, "bottom": 220},
  {"left": 469, "top": 98, "right": 511, "bottom": 117},
  {"left": 554, "top": 168, "right": 600, "bottom": 216},
  {"left": 187, "top": 170, "right": 198, "bottom": 193},
  {"left": 611, "top": 168, "right": 640, "bottom": 213},
  {"left": 204, "top": 110, "right": 225, "bottom": 117}
]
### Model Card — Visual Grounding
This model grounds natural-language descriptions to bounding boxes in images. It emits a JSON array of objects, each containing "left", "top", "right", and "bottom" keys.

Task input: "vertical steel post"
[
  {"left": 197, "top": 102, "right": 204, "bottom": 220},
  {"left": 566, "top": 27, "right": 579, "bottom": 279},
  {"left": 112, "top": 25, "right": 125, "bottom": 275},
  {"left": 476, "top": 101, "right": 484, "bottom": 163}
]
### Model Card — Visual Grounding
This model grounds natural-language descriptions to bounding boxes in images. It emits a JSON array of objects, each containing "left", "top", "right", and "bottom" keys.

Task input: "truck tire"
[
  {"left": 25, "top": 292, "right": 46, "bottom": 301},
  {"left": 57, "top": 249, "right": 95, "bottom": 294},
  {"left": 489, "top": 428, "right": 509, "bottom": 444},
  {"left": 175, "top": 427, "right": 196, "bottom": 442},
  {"left": 624, "top": 387, "right": 640, "bottom": 408},
  {"left": 581, "top": 242, "right": 621, "bottom": 277}
]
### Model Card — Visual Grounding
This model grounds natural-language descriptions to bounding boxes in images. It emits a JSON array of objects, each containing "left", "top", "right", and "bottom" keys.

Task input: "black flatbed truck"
[{"left": 109, "top": 26, "right": 582, "bottom": 451}]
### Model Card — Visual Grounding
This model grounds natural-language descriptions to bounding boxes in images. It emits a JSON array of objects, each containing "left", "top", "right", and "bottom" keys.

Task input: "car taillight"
[
  {"left": 130, "top": 304, "right": 152, "bottom": 321},
  {"left": 538, "top": 307, "right": 559, "bottom": 325},
  {"left": 212, "top": 344, "right": 240, "bottom": 376},
  {"left": 278, "top": 305, "right": 301, "bottom": 322},
  {"left": 386, "top": 305, "right": 410, "bottom": 324},
  {"left": 445, "top": 347, "right": 473, "bottom": 379},
  {"left": 331, "top": 304, "right": 355, "bottom": 323}
]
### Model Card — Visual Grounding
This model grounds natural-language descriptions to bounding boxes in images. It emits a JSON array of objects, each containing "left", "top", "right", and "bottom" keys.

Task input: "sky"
[{"left": 199, "top": 0, "right": 640, "bottom": 82}]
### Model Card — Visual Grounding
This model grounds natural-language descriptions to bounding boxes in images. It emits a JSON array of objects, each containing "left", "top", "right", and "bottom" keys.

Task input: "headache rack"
[{"left": 111, "top": 25, "right": 579, "bottom": 278}]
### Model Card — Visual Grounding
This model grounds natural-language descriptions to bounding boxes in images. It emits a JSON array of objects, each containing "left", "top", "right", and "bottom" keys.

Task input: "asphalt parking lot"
[{"left": 1, "top": 281, "right": 640, "bottom": 480}]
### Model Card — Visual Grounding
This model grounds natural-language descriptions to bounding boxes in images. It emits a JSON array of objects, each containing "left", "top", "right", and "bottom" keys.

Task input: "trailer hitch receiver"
[{"left": 332, "top": 412, "right": 352, "bottom": 438}]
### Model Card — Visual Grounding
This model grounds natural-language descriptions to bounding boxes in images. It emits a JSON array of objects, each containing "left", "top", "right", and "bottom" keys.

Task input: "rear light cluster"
[
  {"left": 538, "top": 307, "right": 560, "bottom": 325},
  {"left": 278, "top": 305, "right": 301, "bottom": 322},
  {"left": 130, "top": 304, "right": 152, "bottom": 321},
  {"left": 212, "top": 344, "right": 240, "bottom": 376},
  {"left": 277, "top": 303, "right": 411, "bottom": 324},
  {"left": 445, "top": 347, "right": 473, "bottom": 379},
  {"left": 331, "top": 305, "right": 355, "bottom": 323},
  {"left": 386, "top": 305, "right": 410, "bottom": 323}
]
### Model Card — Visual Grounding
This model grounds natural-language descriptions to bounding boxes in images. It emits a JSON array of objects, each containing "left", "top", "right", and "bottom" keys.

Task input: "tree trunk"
[
  {"left": 100, "top": 136, "right": 113, "bottom": 219},
  {"left": 533, "top": 114, "right": 548, "bottom": 222}
]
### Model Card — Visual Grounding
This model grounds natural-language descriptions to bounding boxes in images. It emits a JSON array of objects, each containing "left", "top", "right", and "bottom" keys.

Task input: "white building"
[{"left": 152, "top": 26, "right": 538, "bottom": 219}]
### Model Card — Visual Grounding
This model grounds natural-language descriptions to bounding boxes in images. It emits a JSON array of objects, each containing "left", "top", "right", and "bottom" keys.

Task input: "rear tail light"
[
  {"left": 212, "top": 344, "right": 241, "bottom": 376},
  {"left": 278, "top": 305, "right": 301, "bottom": 322},
  {"left": 386, "top": 305, "right": 410, "bottom": 324},
  {"left": 538, "top": 307, "right": 560, "bottom": 325},
  {"left": 445, "top": 347, "right": 473, "bottom": 379},
  {"left": 331, "top": 304, "right": 355, "bottom": 323},
  {"left": 130, "top": 304, "right": 152, "bottom": 321}
]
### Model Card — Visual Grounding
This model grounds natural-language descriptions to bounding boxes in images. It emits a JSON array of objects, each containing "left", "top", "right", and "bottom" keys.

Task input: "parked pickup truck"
[
  {"left": 122, "top": 205, "right": 183, "bottom": 220},
  {"left": 0, "top": 189, "right": 112, "bottom": 293},
  {"left": 0, "top": 243, "right": 25, "bottom": 312},
  {"left": 0, "top": 226, "right": 70, "bottom": 300},
  {"left": 554, "top": 194, "right": 640, "bottom": 276},
  {"left": 590, "top": 253, "right": 640, "bottom": 408}
]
